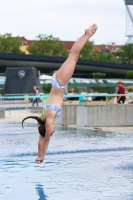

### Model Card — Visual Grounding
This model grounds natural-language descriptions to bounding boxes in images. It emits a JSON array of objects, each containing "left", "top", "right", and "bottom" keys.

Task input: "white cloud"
[{"left": 0, "top": 0, "right": 129, "bottom": 44}]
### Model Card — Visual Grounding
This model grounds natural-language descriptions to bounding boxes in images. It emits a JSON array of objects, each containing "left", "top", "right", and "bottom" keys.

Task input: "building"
[
  {"left": 0, "top": 52, "right": 132, "bottom": 79},
  {"left": 19, "top": 37, "right": 121, "bottom": 54},
  {"left": 0, "top": 37, "right": 131, "bottom": 80}
]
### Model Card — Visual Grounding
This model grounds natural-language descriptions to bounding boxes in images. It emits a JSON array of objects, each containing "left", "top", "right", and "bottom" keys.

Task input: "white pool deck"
[{"left": 0, "top": 110, "right": 133, "bottom": 134}]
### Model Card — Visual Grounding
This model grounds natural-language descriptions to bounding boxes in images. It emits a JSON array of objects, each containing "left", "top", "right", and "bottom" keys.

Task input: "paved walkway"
[
  {"left": 0, "top": 109, "right": 40, "bottom": 123},
  {"left": 0, "top": 110, "right": 133, "bottom": 134}
]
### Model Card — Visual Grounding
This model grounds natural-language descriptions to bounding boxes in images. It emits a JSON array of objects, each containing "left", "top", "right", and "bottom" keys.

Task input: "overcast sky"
[{"left": 0, "top": 0, "right": 130, "bottom": 45}]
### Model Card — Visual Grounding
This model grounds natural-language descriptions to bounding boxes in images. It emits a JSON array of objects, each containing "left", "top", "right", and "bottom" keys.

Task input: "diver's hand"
[{"left": 35, "top": 156, "right": 44, "bottom": 164}]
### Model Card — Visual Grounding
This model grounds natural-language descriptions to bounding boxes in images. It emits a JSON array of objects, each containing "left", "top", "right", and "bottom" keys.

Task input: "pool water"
[{"left": 0, "top": 122, "right": 133, "bottom": 200}]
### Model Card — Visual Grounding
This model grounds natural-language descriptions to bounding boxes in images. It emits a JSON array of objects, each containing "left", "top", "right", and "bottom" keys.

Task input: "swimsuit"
[
  {"left": 52, "top": 73, "right": 65, "bottom": 89},
  {"left": 41, "top": 104, "right": 62, "bottom": 120},
  {"left": 40, "top": 74, "right": 64, "bottom": 120}
]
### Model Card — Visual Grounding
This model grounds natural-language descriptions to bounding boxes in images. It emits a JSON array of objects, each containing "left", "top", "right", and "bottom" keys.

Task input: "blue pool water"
[{"left": 0, "top": 122, "right": 133, "bottom": 200}]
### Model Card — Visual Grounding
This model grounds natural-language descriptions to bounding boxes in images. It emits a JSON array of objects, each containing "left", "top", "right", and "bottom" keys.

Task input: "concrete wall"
[
  {"left": 55, "top": 105, "right": 76, "bottom": 125},
  {"left": 0, "top": 110, "right": 5, "bottom": 118},
  {"left": 55, "top": 104, "right": 133, "bottom": 127},
  {"left": 77, "top": 105, "right": 133, "bottom": 127}
]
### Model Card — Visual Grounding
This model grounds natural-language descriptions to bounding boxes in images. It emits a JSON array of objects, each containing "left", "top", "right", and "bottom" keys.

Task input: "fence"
[
  {"left": 0, "top": 93, "right": 133, "bottom": 125},
  {"left": 0, "top": 93, "right": 133, "bottom": 111},
  {"left": 2, "top": 94, "right": 44, "bottom": 114}
]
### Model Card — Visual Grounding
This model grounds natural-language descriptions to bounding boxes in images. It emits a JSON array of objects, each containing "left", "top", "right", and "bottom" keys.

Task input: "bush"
[
  {"left": 127, "top": 70, "right": 133, "bottom": 78},
  {"left": 42, "top": 84, "right": 52, "bottom": 93},
  {"left": 41, "top": 84, "right": 116, "bottom": 95},
  {"left": 92, "top": 72, "right": 106, "bottom": 79},
  {"left": 89, "top": 87, "right": 116, "bottom": 94},
  {"left": 0, "top": 88, "right": 3, "bottom": 95}
]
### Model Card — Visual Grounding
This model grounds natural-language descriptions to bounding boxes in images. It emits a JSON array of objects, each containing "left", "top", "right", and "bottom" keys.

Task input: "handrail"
[
  {"left": 1, "top": 93, "right": 133, "bottom": 110},
  {"left": 0, "top": 93, "right": 133, "bottom": 99}
]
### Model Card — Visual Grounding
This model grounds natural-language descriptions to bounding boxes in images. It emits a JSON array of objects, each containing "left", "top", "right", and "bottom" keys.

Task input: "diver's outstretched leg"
[{"left": 56, "top": 23, "right": 98, "bottom": 85}]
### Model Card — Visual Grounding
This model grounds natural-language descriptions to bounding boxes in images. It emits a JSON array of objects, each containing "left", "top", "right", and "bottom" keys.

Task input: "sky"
[{"left": 0, "top": 0, "right": 130, "bottom": 45}]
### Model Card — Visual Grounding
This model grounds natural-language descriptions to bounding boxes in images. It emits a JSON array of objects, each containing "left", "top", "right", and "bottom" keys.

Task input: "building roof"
[
  {"left": 19, "top": 37, "right": 122, "bottom": 53},
  {"left": 20, "top": 37, "right": 34, "bottom": 45},
  {"left": 94, "top": 43, "right": 121, "bottom": 53},
  {"left": 61, "top": 41, "right": 75, "bottom": 52}
]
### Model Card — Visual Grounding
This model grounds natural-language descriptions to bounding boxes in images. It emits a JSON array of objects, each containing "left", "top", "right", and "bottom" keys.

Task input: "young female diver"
[{"left": 22, "top": 23, "right": 98, "bottom": 164}]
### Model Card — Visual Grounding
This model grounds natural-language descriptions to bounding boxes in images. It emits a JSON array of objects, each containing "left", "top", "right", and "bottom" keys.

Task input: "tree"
[
  {"left": 28, "top": 34, "right": 68, "bottom": 56},
  {"left": 80, "top": 41, "right": 95, "bottom": 59},
  {"left": 0, "top": 33, "right": 22, "bottom": 53},
  {"left": 92, "top": 72, "right": 106, "bottom": 82},
  {"left": 115, "top": 44, "right": 133, "bottom": 64},
  {"left": 51, "top": 70, "right": 57, "bottom": 75},
  {"left": 95, "top": 51, "right": 117, "bottom": 63},
  {"left": 127, "top": 70, "right": 133, "bottom": 79},
  {"left": 80, "top": 41, "right": 117, "bottom": 63}
]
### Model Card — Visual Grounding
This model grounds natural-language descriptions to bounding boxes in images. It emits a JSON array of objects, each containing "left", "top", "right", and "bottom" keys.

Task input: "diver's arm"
[
  {"left": 41, "top": 123, "right": 53, "bottom": 159},
  {"left": 36, "top": 122, "right": 52, "bottom": 164},
  {"left": 37, "top": 135, "right": 44, "bottom": 157},
  {"left": 35, "top": 135, "right": 45, "bottom": 163}
]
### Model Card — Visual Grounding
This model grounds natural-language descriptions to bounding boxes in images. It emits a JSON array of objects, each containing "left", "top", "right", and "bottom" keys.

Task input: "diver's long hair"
[{"left": 22, "top": 116, "right": 46, "bottom": 137}]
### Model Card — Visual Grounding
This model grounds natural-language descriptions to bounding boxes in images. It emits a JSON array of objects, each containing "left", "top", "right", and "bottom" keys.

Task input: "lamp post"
[{"left": 124, "top": 0, "right": 133, "bottom": 43}]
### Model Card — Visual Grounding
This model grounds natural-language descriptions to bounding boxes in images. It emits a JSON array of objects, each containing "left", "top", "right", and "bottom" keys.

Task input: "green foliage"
[
  {"left": 28, "top": 34, "right": 68, "bottom": 56},
  {"left": 0, "top": 88, "right": 3, "bottom": 95},
  {"left": 90, "top": 86, "right": 115, "bottom": 94},
  {"left": 0, "top": 33, "right": 22, "bottom": 53},
  {"left": 92, "top": 72, "right": 106, "bottom": 79},
  {"left": 51, "top": 70, "right": 57, "bottom": 75},
  {"left": 115, "top": 44, "right": 133, "bottom": 64},
  {"left": 80, "top": 41, "right": 117, "bottom": 63},
  {"left": 80, "top": 41, "right": 95, "bottom": 59},
  {"left": 127, "top": 70, "right": 133, "bottom": 78},
  {"left": 95, "top": 51, "right": 117, "bottom": 63},
  {"left": 42, "top": 84, "right": 52, "bottom": 93}
]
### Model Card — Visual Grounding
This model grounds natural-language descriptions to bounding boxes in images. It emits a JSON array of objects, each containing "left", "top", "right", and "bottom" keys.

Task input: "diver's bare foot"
[
  {"left": 35, "top": 156, "right": 44, "bottom": 164},
  {"left": 85, "top": 23, "right": 98, "bottom": 36}
]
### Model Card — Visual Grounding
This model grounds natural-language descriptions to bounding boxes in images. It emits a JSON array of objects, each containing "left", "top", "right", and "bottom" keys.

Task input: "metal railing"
[
  {"left": 2, "top": 94, "right": 43, "bottom": 111},
  {"left": 0, "top": 93, "right": 133, "bottom": 111}
]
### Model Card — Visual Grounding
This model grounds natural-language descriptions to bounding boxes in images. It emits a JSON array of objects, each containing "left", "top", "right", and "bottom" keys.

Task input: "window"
[{"left": 22, "top": 41, "right": 27, "bottom": 45}]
